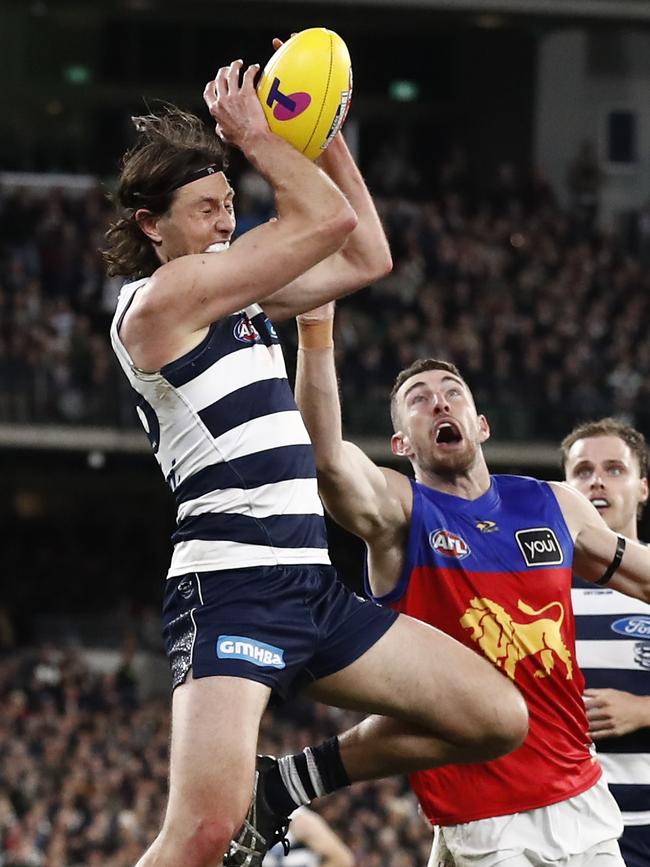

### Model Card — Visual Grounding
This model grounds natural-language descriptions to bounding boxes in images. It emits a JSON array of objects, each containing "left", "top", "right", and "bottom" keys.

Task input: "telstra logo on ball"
[{"left": 266, "top": 77, "right": 312, "bottom": 120}]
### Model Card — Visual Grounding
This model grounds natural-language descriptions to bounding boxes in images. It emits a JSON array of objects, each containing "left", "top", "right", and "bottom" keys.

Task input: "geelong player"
[
  {"left": 262, "top": 807, "right": 354, "bottom": 867},
  {"left": 104, "top": 62, "right": 527, "bottom": 867},
  {"left": 256, "top": 300, "right": 650, "bottom": 867},
  {"left": 563, "top": 419, "right": 650, "bottom": 867}
]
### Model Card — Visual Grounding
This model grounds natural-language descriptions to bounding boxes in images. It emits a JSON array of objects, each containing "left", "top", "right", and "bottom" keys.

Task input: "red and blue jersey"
[{"left": 367, "top": 474, "right": 601, "bottom": 825}]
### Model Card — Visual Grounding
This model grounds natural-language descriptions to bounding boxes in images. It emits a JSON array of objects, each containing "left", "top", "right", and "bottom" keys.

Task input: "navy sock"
[{"left": 263, "top": 737, "right": 351, "bottom": 816}]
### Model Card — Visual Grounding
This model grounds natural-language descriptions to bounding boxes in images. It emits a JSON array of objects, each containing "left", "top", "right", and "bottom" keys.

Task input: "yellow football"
[{"left": 257, "top": 28, "right": 353, "bottom": 161}]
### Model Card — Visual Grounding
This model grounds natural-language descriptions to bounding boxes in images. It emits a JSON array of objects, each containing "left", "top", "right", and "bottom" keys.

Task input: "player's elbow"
[
  {"left": 357, "top": 244, "right": 392, "bottom": 286},
  {"left": 329, "top": 201, "right": 359, "bottom": 244},
  {"left": 372, "top": 241, "right": 393, "bottom": 281},
  {"left": 298, "top": 199, "right": 357, "bottom": 262},
  {"left": 318, "top": 197, "right": 357, "bottom": 245},
  {"left": 345, "top": 237, "right": 392, "bottom": 291}
]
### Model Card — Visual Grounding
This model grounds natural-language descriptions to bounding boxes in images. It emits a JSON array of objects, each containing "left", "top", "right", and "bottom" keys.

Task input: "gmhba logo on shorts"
[
  {"left": 216, "top": 636, "right": 285, "bottom": 669},
  {"left": 515, "top": 527, "right": 563, "bottom": 567}
]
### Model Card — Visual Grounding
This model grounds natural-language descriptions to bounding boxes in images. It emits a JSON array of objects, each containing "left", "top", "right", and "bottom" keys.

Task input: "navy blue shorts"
[
  {"left": 162, "top": 564, "right": 398, "bottom": 701},
  {"left": 619, "top": 823, "right": 650, "bottom": 867}
]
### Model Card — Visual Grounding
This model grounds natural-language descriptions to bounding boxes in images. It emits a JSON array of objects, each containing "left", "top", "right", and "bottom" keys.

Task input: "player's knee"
[
  {"left": 474, "top": 681, "right": 528, "bottom": 760},
  {"left": 168, "top": 813, "right": 238, "bottom": 867},
  {"left": 190, "top": 817, "right": 237, "bottom": 865}
]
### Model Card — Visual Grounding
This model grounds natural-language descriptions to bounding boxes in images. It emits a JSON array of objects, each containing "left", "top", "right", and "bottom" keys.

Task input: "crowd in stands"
[
  {"left": 1, "top": 148, "right": 650, "bottom": 439},
  {"left": 3, "top": 148, "right": 650, "bottom": 866},
  {"left": 0, "top": 645, "right": 432, "bottom": 866}
]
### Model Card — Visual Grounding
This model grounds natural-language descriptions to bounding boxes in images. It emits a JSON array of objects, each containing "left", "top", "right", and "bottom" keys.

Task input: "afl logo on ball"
[
  {"left": 234, "top": 317, "right": 260, "bottom": 343},
  {"left": 430, "top": 529, "right": 470, "bottom": 559}
]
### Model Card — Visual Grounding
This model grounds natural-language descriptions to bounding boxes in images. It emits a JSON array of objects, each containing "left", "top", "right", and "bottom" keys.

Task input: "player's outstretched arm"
[
  {"left": 262, "top": 133, "right": 392, "bottom": 321},
  {"left": 550, "top": 481, "right": 650, "bottom": 601},
  {"left": 295, "top": 303, "right": 411, "bottom": 545}
]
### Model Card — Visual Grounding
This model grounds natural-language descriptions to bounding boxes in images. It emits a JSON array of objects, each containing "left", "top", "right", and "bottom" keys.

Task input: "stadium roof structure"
[{"left": 252, "top": 0, "right": 650, "bottom": 21}]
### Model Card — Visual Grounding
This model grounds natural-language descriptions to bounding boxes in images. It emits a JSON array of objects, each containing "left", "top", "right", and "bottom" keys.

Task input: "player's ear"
[
  {"left": 135, "top": 209, "right": 163, "bottom": 245},
  {"left": 478, "top": 414, "right": 490, "bottom": 444},
  {"left": 391, "top": 431, "right": 412, "bottom": 457},
  {"left": 639, "top": 475, "right": 649, "bottom": 506}
]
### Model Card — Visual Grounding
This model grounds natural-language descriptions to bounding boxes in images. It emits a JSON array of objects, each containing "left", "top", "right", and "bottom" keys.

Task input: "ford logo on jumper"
[{"left": 611, "top": 616, "right": 650, "bottom": 638}]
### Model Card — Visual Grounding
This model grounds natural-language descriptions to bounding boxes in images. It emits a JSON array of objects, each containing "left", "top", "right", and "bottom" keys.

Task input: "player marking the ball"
[{"left": 104, "top": 31, "right": 528, "bottom": 867}]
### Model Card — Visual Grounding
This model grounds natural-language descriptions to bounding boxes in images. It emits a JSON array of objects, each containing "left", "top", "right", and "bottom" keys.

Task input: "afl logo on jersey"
[
  {"left": 234, "top": 317, "right": 260, "bottom": 343},
  {"left": 430, "top": 528, "right": 471, "bottom": 559}
]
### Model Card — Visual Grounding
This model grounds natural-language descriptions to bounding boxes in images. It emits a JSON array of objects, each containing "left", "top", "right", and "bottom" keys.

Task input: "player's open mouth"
[
  {"left": 590, "top": 497, "right": 610, "bottom": 509},
  {"left": 434, "top": 420, "right": 463, "bottom": 445}
]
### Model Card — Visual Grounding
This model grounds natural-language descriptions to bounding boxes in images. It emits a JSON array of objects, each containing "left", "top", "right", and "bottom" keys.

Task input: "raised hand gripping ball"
[{"left": 257, "top": 28, "right": 352, "bottom": 160}]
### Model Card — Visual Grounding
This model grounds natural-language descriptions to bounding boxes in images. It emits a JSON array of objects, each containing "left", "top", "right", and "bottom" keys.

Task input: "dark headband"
[
  {"left": 129, "top": 164, "right": 221, "bottom": 208},
  {"left": 173, "top": 164, "right": 221, "bottom": 189}
]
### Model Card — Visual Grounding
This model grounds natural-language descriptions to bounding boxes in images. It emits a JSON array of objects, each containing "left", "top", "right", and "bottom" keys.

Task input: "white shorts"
[{"left": 427, "top": 777, "right": 624, "bottom": 867}]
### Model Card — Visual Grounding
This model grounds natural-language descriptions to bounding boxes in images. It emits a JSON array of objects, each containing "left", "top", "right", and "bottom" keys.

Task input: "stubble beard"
[{"left": 420, "top": 436, "right": 479, "bottom": 477}]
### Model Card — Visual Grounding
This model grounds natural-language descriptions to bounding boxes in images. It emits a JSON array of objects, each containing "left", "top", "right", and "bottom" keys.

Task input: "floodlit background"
[{"left": 2, "top": 1, "right": 650, "bottom": 863}]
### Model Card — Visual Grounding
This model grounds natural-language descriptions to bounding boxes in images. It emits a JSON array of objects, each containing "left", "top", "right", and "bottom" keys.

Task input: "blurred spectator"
[
  {"left": 1, "top": 154, "right": 649, "bottom": 441},
  {"left": 0, "top": 648, "right": 431, "bottom": 866},
  {"left": 566, "top": 138, "right": 603, "bottom": 231}
]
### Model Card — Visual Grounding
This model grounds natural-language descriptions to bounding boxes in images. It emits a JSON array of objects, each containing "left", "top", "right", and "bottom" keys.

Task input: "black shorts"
[{"left": 162, "top": 564, "right": 398, "bottom": 701}]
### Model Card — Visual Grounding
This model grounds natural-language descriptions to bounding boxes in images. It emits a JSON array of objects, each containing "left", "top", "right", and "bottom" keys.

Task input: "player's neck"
[
  {"left": 617, "top": 517, "right": 639, "bottom": 541},
  {"left": 416, "top": 456, "right": 491, "bottom": 501}
]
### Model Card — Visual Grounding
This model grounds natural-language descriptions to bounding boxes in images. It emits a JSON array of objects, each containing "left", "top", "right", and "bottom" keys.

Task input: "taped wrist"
[{"left": 297, "top": 319, "right": 334, "bottom": 350}]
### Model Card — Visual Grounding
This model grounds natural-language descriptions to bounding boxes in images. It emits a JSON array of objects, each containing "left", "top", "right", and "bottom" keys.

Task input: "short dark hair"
[
  {"left": 102, "top": 106, "right": 228, "bottom": 279},
  {"left": 389, "top": 358, "right": 464, "bottom": 430},
  {"left": 560, "top": 417, "right": 648, "bottom": 479}
]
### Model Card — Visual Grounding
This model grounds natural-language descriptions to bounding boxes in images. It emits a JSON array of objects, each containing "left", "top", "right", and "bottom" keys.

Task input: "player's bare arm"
[
  {"left": 122, "top": 60, "right": 357, "bottom": 371},
  {"left": 295, "top": 303, "right": 411, "bottom": 597},
  {"left": 261, "top": 133, "right": 392, "bottom": 321},
  {"left": 550, "top": 480, "right": 650, "bottom": 601},
  {"left": 254, "top": 36, "right": 391, "bottom": 321}
]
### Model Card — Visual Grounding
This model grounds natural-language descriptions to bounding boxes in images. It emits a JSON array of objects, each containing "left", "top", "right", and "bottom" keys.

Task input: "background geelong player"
[{"left": 564, "top": 419, "right": 650, "bottom": 867}]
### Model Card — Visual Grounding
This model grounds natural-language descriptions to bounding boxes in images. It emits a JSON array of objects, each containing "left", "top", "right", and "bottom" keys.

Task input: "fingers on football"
[
  {"left": 203, "top": 79, "right": 217, "bottom": 109},
  {"left": 226, "top": 59, "right": 244, "bottom": 92},
  {"left": 241, "top": 63, "right": 260, "bottom": 90},
  {"left": 215, "top": 65, "right": 230, "bottom": 101}
]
